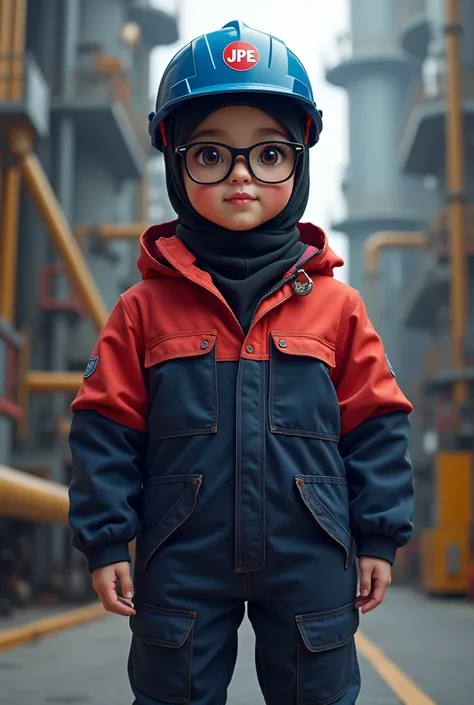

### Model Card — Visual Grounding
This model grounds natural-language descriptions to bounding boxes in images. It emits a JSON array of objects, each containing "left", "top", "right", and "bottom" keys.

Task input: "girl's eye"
[
  {"left": 194, "top": 146, "right": 223, "bottom": 166},
  {"left": 258, "top": 145, "right": 288, "bottom": 166}
]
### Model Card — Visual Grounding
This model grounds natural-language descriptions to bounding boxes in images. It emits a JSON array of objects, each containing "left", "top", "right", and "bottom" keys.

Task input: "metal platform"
[{"left": 1, "top": 586, "right": 473, "bottom": 704}]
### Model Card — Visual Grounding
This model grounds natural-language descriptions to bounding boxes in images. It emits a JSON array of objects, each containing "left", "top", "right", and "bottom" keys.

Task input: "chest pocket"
[
  {"left": 145, "top": 330, "right": 218, "bottom": 441},
  {"left": 269, "top": 332, "right": 340, "bottom": 441}
]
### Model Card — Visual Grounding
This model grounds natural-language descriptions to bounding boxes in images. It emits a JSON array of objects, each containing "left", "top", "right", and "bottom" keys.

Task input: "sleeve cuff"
[
  {"left": 84, "top": 542, "right": 131, "bottom": 573},
  {"left": 355, "top": 535, "right": 399, "bottom": 565}
]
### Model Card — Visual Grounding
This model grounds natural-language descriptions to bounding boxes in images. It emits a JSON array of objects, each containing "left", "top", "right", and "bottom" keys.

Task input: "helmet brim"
[{"left": 149, "top": 85, "right": 323, "bottom": 152}]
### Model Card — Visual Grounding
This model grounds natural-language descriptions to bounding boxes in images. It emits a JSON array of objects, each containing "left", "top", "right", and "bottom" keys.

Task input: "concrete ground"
[{"left": 0, "top": 586, "right": 473, "bottom": 704}]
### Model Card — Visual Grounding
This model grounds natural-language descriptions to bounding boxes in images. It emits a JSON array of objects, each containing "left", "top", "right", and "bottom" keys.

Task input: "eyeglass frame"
[{"left": 175, "top": 140, "right": 305, "bottom": 185}]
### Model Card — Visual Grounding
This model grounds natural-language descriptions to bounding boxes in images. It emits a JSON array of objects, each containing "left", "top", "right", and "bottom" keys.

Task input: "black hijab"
[{"left": 163, "top": 93, "right": 310, "bottom": 332}]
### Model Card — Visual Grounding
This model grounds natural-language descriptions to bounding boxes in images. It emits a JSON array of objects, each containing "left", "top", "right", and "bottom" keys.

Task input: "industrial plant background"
[{"left": 0, "top": 0, "right": 473, "bottom": 618}]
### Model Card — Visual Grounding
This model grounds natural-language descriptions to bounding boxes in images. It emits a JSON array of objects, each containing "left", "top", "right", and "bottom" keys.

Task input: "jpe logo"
[{"left": 223, "top": 41, "right": 260, "bottom": 71}]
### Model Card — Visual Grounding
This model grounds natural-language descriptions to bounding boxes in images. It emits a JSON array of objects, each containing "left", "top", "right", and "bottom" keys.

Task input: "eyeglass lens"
[{"left": 184, "top": 142, "right": 297, "bottom": 184}]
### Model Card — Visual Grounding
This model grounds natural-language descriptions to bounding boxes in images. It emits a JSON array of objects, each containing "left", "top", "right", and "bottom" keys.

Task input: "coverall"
[{"left": 68, "top": 221, "right": 414, "bottom": 705}]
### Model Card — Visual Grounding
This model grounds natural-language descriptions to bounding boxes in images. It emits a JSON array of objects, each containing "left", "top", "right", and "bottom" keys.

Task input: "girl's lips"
[{"left": 225, "top": 193, "right": 257, "bottom": 204}]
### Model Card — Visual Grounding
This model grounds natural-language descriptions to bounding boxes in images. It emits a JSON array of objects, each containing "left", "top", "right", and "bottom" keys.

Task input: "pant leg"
[
  {"left": 248, "top": 596, "right": 361, "bottom": 705},
  {"left": 128, "top": 597, "right": 245, "bottom": 705}
]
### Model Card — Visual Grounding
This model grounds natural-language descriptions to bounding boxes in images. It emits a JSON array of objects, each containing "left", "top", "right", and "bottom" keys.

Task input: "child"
[{"left": 68, "top": 20, "right": 414, "bottom": 705}]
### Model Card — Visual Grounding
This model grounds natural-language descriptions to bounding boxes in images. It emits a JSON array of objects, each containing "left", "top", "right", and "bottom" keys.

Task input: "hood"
[{"left": 137, "top": 219, "right": 344, "bottom": 281}]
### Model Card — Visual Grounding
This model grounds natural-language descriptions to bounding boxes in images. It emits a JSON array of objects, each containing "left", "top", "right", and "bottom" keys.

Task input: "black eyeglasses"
[{"left": 175, "top": 141, "right": 305, "bottom": 185}]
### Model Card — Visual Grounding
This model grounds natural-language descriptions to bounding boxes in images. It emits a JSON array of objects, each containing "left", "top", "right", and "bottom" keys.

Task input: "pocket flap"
[
  {"left": 139, "top": 475, "right": 203, "bottom": 572},
  {"left": 130, "top": 601, "right": 196, "bottom": 648},
  {"left": 296, "top": 603, "right": 359, "bottom": 653},
  {"left": 270, "top": 333, "right": 335, "bottom": 367},
  {"left": 145, "top": 330, "right": 217, "bottom": 368},
  {"left": 295, "top": 476, "right": 352, "bottom": 568}
]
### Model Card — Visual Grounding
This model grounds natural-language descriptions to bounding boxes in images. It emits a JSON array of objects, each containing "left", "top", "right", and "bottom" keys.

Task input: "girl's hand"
[
  {"left": 354, "top": 557, "right": 392, "bottom": 614},
  {"left": 92, "top": 561, "right": 136, "bottom": 616}
]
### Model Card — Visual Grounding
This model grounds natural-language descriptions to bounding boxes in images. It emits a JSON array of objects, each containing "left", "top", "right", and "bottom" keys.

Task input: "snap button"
[
  {"left": 278, "top": 339, "right": 287, "bottom": 348},
  {"left": 246, "top": 345, "right": 254, "bottom": 354},
  {"left": 200, "top": 340, "right": 209, "bottom": 350}
]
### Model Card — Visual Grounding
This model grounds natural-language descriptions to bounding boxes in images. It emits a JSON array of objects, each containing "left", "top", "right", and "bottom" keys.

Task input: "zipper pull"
[{"left": 292, "top": 269, "right": 313, "bottom": 296}]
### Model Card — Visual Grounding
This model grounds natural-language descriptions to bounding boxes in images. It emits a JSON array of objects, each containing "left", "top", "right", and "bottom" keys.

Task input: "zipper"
[
  {"left": 151, "top": 242, "right": 323, "bottom": 339},
  {"left": 247, "top": 248, "right": 323, "bottom": 333}
]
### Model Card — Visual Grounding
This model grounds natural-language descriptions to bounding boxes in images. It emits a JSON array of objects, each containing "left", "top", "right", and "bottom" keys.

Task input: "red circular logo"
[{"left": 223, "top": 41, "right": 260, "bottom": 71}]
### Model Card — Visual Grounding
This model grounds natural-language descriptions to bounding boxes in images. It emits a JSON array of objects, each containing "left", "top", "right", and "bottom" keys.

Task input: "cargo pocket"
[
  {"left": 296, "top": 602, "right": 359, "bottom": 705},
  {"left": 136, "top": 474, "right": 203, "bottom": 572},
  {"left": 145, "top": 330, "right": 218, "bottom": 441},
  {"left": 129, "top": 600, "right": 196, "bottom": 704},
  {"left": 295, "top": 476, "right": 354, "bottom": 569},
  {"left": 269, "top": 332, "right": 339, "bottom": 440}
]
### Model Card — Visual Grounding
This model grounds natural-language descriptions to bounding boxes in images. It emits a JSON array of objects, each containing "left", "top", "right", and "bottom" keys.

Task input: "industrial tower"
[
  {"left": 328, "top": 0, "right": 474, "bottom": 595},
  {"left": 325, "top": 0, "right": 436, "bottom": 386}
]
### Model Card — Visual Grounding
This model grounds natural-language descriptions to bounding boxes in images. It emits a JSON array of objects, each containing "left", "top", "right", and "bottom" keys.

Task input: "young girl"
[{"left": 68, "top": 20, "right": 414, "bottom": 705}]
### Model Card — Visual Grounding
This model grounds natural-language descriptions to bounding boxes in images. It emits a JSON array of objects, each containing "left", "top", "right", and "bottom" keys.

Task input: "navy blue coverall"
[{"left": 68, "top": 222, "right": 414, "bottom": 705}]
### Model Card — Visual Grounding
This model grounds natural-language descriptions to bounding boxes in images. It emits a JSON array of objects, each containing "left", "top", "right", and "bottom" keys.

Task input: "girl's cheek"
[
  {"left": 262, "top": 182, "right": 293, "bottom": 212},
  {"left": 186, "top": 183, "right": 221, "bottom": 216}
]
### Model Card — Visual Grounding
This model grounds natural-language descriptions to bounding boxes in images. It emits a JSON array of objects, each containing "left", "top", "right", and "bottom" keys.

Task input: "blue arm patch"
[{"left": 83, "top": 356, "right": 99, "bottom": 378}]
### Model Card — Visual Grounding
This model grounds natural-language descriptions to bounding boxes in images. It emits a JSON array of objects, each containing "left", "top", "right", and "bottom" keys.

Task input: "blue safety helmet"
[{"left": 148, "top": 20, "right": 323, "bottom": 152}]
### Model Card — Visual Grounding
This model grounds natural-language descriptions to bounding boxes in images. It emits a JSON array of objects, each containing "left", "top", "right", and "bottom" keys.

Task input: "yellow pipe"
[
  {"left": 0, "top": 165, "right": 21, "bottom": 322},
  {"left": 364, "top": 231, "right": 427, "bottom": 275},
  {"left": 101, "top": 222, "right": 147, "bottom": 238},
  {"left": 8, "top": 129, "right": 109, "bottom": 332},
  {"left": 0, "top": 464, "right": 137, "bottom": 557},
  {"left": 364, "top": 232, "right": 427, "bottom": 328},
  {"left": 76, "top": 222, "right": 147, "bottom": 239},
  {"left": 27, "top": 371, "right": 83, "bottom": 393},
  {"left": 445, "top": 0, "right": 468, "bottom": 405},
  {"left": 0, "top": 464, "right": 69, "bottom": 523},
  {"left": 0, "top": 0, "right": 13, "bottom": 100},
  {"left": 9, "top": 0, "right": 26, "bottom": 101}
]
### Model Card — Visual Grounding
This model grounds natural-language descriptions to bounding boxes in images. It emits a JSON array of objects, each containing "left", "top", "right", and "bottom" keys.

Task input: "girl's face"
[{"left": 181, "top": 105, "right": 296, "bottom": 231}]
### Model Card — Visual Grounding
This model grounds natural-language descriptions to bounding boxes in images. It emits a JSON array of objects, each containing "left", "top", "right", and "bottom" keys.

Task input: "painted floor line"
[
  {"left": 0, "top": 602, "right": 108, "bottom": 653},
  {"left": 356, "top": 631, "right": 436, "bottom": 705}
]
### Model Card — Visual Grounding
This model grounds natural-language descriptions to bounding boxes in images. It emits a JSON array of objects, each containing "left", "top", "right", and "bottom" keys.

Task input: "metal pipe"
[
  {"left": 364, "top": 231, "right": 427, "bottom": 275},
  {"left": 9, "top": 0, "right": 26, "bottom": 101},
  {"left": 445, "top": 0, "right": 468, "bottom": 404},
  {"left": 27, "top": 371, "right": 83, "bottom": 393},
  {"left": 76, "top": 222, "right": 148, "bottom": 239},
  {"left": 8, "top": 130, "right": 109, "bottom": 332},
  {"left": 0, "top": 465, "right": 136, "bottom": 558},
  {"left": 364, "top": 231, "right": 427, "bottom": 329},
  {"left": 0, "top": 0, "right": 13, "bottom": 100},
  {"left": 0, "top": 165, "right": 21, "bottom": 322},
  {"left": 0, "top": 465, "right": 69, "bottom": 523}
]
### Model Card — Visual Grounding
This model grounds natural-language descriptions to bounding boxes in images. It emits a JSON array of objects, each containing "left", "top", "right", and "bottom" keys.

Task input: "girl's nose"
[{"left": 229, "top": 156, "right": 252, "bottom": 184}]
